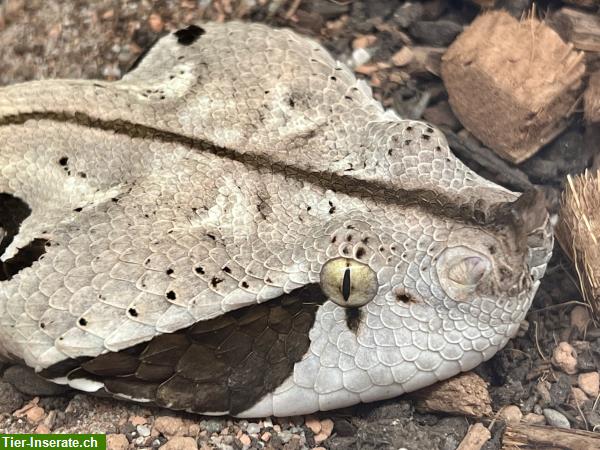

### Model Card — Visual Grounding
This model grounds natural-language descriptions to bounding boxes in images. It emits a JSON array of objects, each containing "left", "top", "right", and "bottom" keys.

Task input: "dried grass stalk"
[{"left": 556, "top": 170, "right": 600, "bottom": 319}]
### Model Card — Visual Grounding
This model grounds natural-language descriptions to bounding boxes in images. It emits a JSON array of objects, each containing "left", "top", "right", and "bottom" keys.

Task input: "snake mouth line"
[{"left": 1, "top": 111, "right": 539, "bottom": 232}]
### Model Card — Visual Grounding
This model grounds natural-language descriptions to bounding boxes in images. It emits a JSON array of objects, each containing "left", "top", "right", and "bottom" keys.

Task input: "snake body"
[{"left": 0, "top": 22, "right": 553, "bottom": 417}]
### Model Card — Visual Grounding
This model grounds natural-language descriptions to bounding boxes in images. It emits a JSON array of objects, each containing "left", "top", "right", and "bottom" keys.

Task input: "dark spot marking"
[
  {"left": 356, "top": 247, "right": 366, "bottom": 259},
  {"left": 207, "top": 233, "right": 216, "bottom": 240},
  {"left": 79, "top": 318, "right": 88, "bottom": 326},
  {"left": 73, "top": 207, "right": 83, "bottom": 212},
  {"left": 330, "top": 76, "right": 337, "bottom": 81},
  {"left": 388, "top": 149, "right": 393, "bottom": 156},
  {"left": 128, "top": 308, "right": 139, "bottom": 317},
  {"left": 288, "top": 97, "right": 295, "bottom": 108},
  {"left": 306, "top": 206, "right": 312, "bottom": 211},
  {"left": 346, "top": 308, "right": 362, "bottom": 333},
  {"left": 396, "top": 293, "right": 416, "bottom": 304},
  {"left": 222, "top": 266, "right": 231, "bottom": 274},
  {"left": 174, "top": 25, "right": 205, "bottom": 46},
  {"left": 406, "top": 126, "right": 413, "bottom": 131},
  {"left": 426, "top": 127, "right": 434, "bottom": 133},
  {"left": 241, "top": 281, "right": 249, "bottom": 289},
  {"left": 331, "top": 236, "right": 337, "bottom": 243},
  {"left": 342, "top": 247, "right": 350, "bottom": 255},
  {"left": 59, "top": 157, "right": 68, "bottom": 166},
  {"left": 362, "top": 237, "right": 370, "bottom": 244},
  {"left": 266, "top": 277, "right": 272, "bottom": 284},
  {"left": 211, "top": 277, "right": 224, "bottom": 287},
  {"left": 423, "top": 134, "right": 431, "bottom": 141},
  {"left": 195, "top": 266, "right": 205, "bottom": 275},
  {"left": 346, "top": 235, "right": 353, "bottom": 242},
  {"left": 166, "top": 291, "right": 176, "bottom": 300},
  {"left": 404, "top": 139, "right": 412, "bottom": 145},
  {"left": 488, "top": 245, "right": 497, "bottom": 255},
  {"left": 166, "top": 268, "right": 174, "bottom": 275},
  {"left": 40, "top": 323, "right": 45, "bottom": 329}
]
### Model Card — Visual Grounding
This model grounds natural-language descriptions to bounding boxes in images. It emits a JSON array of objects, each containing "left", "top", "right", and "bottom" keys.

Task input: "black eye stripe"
[{"left": 342, "top": 267, "right": 351, "bottom": 301}]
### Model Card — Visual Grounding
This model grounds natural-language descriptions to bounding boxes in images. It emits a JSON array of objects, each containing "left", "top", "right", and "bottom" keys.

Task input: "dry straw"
[{"left": 556, "top": 170, "right": 600, "bottom": 319}]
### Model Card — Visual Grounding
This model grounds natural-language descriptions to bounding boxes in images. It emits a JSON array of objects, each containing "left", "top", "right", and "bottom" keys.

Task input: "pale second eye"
[{"left": 320, "top": 258, "right": 378, "bottom": 308}]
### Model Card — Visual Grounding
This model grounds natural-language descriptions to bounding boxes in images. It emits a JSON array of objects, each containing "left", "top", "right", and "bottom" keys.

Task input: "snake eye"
[
  {"left": 447, "top": 256, "right": 488, "bottom": 286},
  {"left": 320, "top": 258, "right": 378, "bottom": 308}
]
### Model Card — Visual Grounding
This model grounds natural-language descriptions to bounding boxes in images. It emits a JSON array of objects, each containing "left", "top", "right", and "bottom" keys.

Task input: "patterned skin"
[{"left": 0, "top": 22, "right": 553, "bottom": 416}]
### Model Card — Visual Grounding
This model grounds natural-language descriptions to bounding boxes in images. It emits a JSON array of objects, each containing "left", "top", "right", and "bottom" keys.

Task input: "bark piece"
[
  {"left": 585, "top": 71, "right": 600, "bottom": 123},
  {"left": 442, "top": 11, "right": 585, "bottom": 163},
  {"left": 411, "top": 372, "right": 492, "bottom": 418},
  {"left": 556, "top": 170, "right": 600, "bottom": 320},
  {"left": 551, "top": 7, "right": 600, "bottom": 52},
  {"left": 457, "top": 423, "right": 491, "bottom": 450},
  {"left": 502, "top": 424, "right": 600, "bottom": 450}
]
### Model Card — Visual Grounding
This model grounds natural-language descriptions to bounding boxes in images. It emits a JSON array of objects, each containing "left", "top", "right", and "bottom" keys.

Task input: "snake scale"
[{"left": 0, "top": 22, "right": 553, "bottom": 417}]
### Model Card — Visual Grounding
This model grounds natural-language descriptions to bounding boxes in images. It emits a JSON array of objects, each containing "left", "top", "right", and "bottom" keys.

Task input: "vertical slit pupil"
[{"left": 342, "top": 268, "right": 351, "bottom": 301}]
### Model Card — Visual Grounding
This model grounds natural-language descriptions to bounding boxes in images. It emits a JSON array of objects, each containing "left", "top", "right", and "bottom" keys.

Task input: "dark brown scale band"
[{"left": 40, "top": 284, "right": 327, "bottom": 415}]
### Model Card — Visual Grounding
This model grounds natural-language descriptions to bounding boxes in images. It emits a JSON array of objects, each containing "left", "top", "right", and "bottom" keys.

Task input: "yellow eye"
[{"left": 320, "top": 258, "right": 378, "bottom": 308}]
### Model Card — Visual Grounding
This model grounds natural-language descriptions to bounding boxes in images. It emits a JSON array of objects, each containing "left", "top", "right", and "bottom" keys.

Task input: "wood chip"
[
  {"left": 551, "top": 8, "right": 600, "bottom": 52},
  {"left": 391, "top": 46, "right": 414, "bottom": 66},
  {"left": 585, "top": 71, "right": 600, "bottom": 123},
  {"left": 456, "top": 423, "right": 491, "bottom": 450},
  {"left": 442, "top": 11, "right": 585, "bottom": 163},
  {"left": 502, "top": 424, "right": 600, "bottom": 449},
  {"left": 411, "top": 372, "right": 492, "bottom": 417}
]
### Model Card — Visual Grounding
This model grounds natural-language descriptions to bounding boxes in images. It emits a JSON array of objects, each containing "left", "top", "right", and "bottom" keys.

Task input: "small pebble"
[
  {"left": 148, "top": 13, "right": 164, "bottom": 33},
  {"left": 578, "top": 372, "right": 600, "bottom": 397},
  {"left": 571, "top": 387, "right": 589, "bottom": 408},
  {"left": 522, "top": 413, "right": 545, "bottom": 425},
  {"left": 305, "top": 416, "right": 321, "bottom": 434},
  {"left": 138, "top": 424, "right": 151, "bottom": 437},
  {"left": 498, "top": 405, "right": 522, "bottom": 425},
  {"left": 239, "top": 434, "right": 251, "bottom": 446},
  {"left": 351, "top": 48, "right": 372, "bottom": 68},
  {"left": 246, "top": 422, "right": 260, "bottom": 435},
  {"left": 314, "top": 419, "right": 334, "bottom": 444},
  {"left": 107, "top": 434, "right": 129, "bottom": 450},
  {"left": 154, "top": 416, "right": 187, "bottom": 436},
  {"left": 551, "top": 342, "right": 578, "bottom": 375},
  {"left": 159, "top": 436, "right": 198, "bottom": 450},
  {"left": 279, "top": 430, "right": 293, "bottom": 444},
  {"left": 130, "top": 416, "right": 147, "bottom": 426},
  {"left": 35, "top": 424, "right": 51, "bottom": 434},
  {"left": 352, "top": 34, "right": 377, "bottom": 49},
  {"left": 261, "top": 432, "right": 271, "bottom": 442},
  {"left": 392, "top": 46, "right": 414, "bottom": 67},
  {"left": 543, "top": 409, "right": 571, "bottom": 429},
  {"left": 570, "top": 306, "right": 591, "bottom": 333},
  {"left": 204, "top": 420, "right": 223, "bottom": 434}
]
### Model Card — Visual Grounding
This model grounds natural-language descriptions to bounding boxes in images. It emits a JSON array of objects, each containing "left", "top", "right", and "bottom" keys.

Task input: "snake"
[{"left": 0, "top": 22, "right": 553, "bottom": 417}]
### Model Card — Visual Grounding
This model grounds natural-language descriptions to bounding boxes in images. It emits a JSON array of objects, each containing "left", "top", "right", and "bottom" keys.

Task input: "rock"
[
  {"left": 260, "top": 432, "right": 271, "bottom": 442},
  {"left": 391, "top": 46, "right": 414, "bottom": 67},
  {"left": 314, "top": 419, "right": 334, "bottom": 443},
  {"left": 498, "top": 405, "right": 522, "bottom": 425},
  {"left": 412, "top": 372, "right": 493, "bottom": 417},
  {"left": 570, "top": 306, "right": 592, "bottom": 333},
  {"left": 352, "top": 35, "right": 377, "bottom": 49},
  {"left": 543, "top": 409, "right": 571, "bottom": 429},
  {"left": 203, "top": 419, "right": 224, "bottom": 434},
  {"left": 246, "top": 422, "right": 260, "bottom": 435},
  {"left": 3, "top": 365, "right": 69, "bottom": 396},
  {"left": 393, "top": 2, "right": 424, "bottom": 28},
  {"left": 409, "top": 20, "right": 462, "bottom": 47},
  {"left": 442, "top": 11, "right": 585, "bottom": 163},
  {"left": 148, "top": 13, "right": 163, "bottom": 33},
  {"left": 351, "top": 48, "right": 372, "bottom": 68},
  {"left": 154, "top": 416, "right": 188, "bottom": 437},
  {"left": 305, "top": 416, "right": 321, "bottom": 434},
  {"left": 137, "top": 424, "right": 151, "bottom": 437},
  {"left": 107, "top": 434, "right": 129, "bottom": 450},
  {"left": 522, "top": 413, "right": 546, "bottom": 425},
  {"left": 0, "top": 380, "right": 23, "bottom": 414},
  {"left": 159, "top": 436, "right": 197, "bottom": 450},
  {"left": 238, "top": 434, "right": 251, "bottom": 446},
  {"left": 35, "top": 424, "right": 51, "bottom": 434},
  {"left": 570, "top": 387, "right": 589, "bottom": 408},
  {"left": 130, "top": 416, "right": 147, "bottom": 426},
  {"left": 552, "top": 342, "right": 578, "bottom": 375},
  {"left": 578, "top": 372, "right": 600, "bottom": 397}
]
